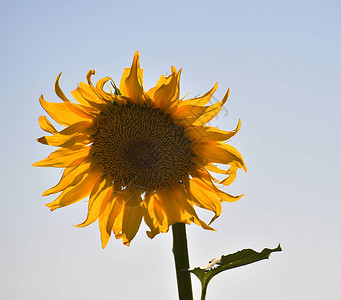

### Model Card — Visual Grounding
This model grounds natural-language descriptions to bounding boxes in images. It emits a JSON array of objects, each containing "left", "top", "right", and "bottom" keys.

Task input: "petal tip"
[
  {"left": 87, "top": 70, "right": 95, "bottom": 77},
  {"left": 101, "top": 236, "right": 109, "bottom": 249},
  {"left": 237, "top": 194, "right": 244, "bottom": 200},
  {"left": 56, "top": 72, "right": 62, "bottom": 81},
  {"left": 223, "top": 88, "right": 230, "bottom": 102},
  {"left": 45, "top": 203, "right": 56, "bottom": 211},
  {"left": 237, "top": 118, "right": 241, "bottom": 129},
  {"left": 208, "top": 214, "right": 220, "bottom": 225},
  {"left": 37, "top": 136, "right": 48, "bottom": 145}
]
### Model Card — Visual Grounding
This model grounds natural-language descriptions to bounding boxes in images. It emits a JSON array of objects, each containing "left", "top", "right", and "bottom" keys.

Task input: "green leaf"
[{"left": 189, "top": 244, "right": 282, "bottom": 300}]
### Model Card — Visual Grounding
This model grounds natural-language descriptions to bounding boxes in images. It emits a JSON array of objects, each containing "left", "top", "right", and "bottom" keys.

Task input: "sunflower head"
[{"left": 33, "top": 51, "right": 246, "bottom": 248}]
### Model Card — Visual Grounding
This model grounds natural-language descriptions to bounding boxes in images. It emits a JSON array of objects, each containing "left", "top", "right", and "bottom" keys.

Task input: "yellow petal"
[
  {"left": 155, "top": 189, "right": 183, "bottom": 225},
  {"left": 76, "top": 177, "right": 113, "bottom": 228},
  {"left": 202, "top": 162, "right": 229, "bottom": 174},
  {"left": 71, "top": 70, "right": 112, "bottom": 107},
  {"left": 38, "top": 121, "right": 95, "bottom": 148},
  {"left": 110, "top": 200, "right": 124, "bottom": 240},
  {"left": 147, "top": 66, "right": 181, "bottom": 112},
  {"left": 62, "top": 99, "right": 97, "bottom": 120},
  {"left": 184, "top": 119, "right": 241, "bottom": 143},
  {"left": 172, "top": 185, "right": 214, "bottom": 230},
  {"left": 38, "top": 116, "right": 58, "bottom": 134},
  {"left": 42, "top": 162, "right": 91, "bottom": 196},
  {"left": 85, "top": 70, "right": 103, "bottom": 101},
  {"left": 119, "top": 51, "right": 144, "bottom": 105},
  {"left": 99, "top": 191, "right": 118, "bottom": 249},
  {"left": 219, "top": 164, "right": 239, "bottom": 186},
  {"left": 192, "top": 89, "right": 230, "bottom": 126},
  {"left": 188, "top": 178, "right": 222, "bottom": 223},
  {"left": 39, "top": 94, "right": 85, "bottom": 126},
  {"left": 157, "top": 185, "right": 214, "bottom": 231},
  {"left": 33, "top": 146, "right": 90, "bottom": 168},
  {"left": 200, "top": 162, "right": 239, "bottom": 186},
  {"left": 178, "top": 83, "right": 218, "bottom": 107},
  {"left": 86, "top": 70, "right": 113, "bottom": 102},
  {"left": 55, "top": 73, "right": 98, "bottom": 118},
  {"left": 217, "top": 189, "right": 243, "bottom": 203},
  {"left": 192, "top": 141, "right": 246, "bottom": 170},
  {"left": 95, "top": 77, "right": 114, "bottom": 101},
  {"left": 171, "top": 89, "right": 228, "bottom": 127},
  {"left": 38, "top": 134, "right": 91, "bottom": 149},
  {"left": 171, "top": 104, "right": 208, "bottom": 126},
  {"left": 143, "top": 192, "right": 170, "bottom": 239},
  {"left": 191, "top": 167, "right": 243, "bottom": 203},
  {"left": 37, "top": 121, "right": 94, "bottom": 147},
  {"left": 98, "top": 184, "right": 123, "bottom": 248},
  {"left": 71, "top": 86, "right": 108, "bottom": 111},
  {"left": 54, "top": 73, "right": 71, "bottom": 102},
  {"left": 120, "top": 189, "right": 143, "bottom": 246},
  {"left": 192, "top": 155, "right": 236, "bottom": 175},
  {"left": 46, "top": 165, "right": 102, "bottom": 210}
]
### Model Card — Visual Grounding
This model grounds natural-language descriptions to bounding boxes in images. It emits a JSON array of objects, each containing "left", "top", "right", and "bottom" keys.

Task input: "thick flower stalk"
[{"left": 33, "top": 51, "right": 246, "bottom": 248}]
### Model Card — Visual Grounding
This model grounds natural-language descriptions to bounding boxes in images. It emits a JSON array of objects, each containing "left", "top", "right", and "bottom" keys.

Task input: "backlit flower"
[{"left": 33, "top": 52, "right": 246, "bottom": 247}]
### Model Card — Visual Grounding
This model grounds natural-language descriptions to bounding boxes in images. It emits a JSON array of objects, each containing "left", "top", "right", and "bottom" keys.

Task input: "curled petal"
[
  {"left": 54, "top": 73, "right": 98, "bottom": 119},
  {"left": 38, "top": 116, "right": 58, "bottom": 134},
  {"left": 55, "top": 73, "right": 71, "bottom": 102},
  {"left": 71, "top": 85, "right": 108, "bottom": 111},
  {"left": 95, "top": 77, "right": 114, "bottom": 101},
  {"left": 39, "top": 95, "right": 85, "bottom": 126},
  {"left": 85, "top": 70, "right": 113, "bottom": 103},
  {"left": 219, "top": 164, "right": 239, "bottom": 186}
]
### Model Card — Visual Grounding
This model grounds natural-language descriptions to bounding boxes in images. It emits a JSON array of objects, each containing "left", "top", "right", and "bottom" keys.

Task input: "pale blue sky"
[{"left": 1, "top": 0, "right": 340, "bottom": 299}]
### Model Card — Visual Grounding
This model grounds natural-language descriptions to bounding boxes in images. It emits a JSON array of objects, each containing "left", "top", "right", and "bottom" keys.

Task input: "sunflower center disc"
[{"left": 93, "top": 102, "right": 193, "bottom": 191}]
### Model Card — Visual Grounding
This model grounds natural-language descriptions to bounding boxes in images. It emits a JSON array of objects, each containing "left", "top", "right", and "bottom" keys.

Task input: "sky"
[{"left": 1, "top": 0, "right": 340, "bottom": 299}]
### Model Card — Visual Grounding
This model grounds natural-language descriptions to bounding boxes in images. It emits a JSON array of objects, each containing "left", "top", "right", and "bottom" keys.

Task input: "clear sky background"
[{"left": 1, "top": 0, "right": 340, "bottom": 299}]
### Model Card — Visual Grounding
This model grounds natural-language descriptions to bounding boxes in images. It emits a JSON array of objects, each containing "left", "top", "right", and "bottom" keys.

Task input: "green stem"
[
  {"left": 172, "top": 223, "right": 193, "bottom": 300},
  {"left": 201, "top": 282, "right": 209, "bottom": 300}
]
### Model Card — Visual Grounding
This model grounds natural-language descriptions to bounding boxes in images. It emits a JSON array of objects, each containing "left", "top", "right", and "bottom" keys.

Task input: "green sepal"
[
  {"left": 189, "top": 244, "right": 282, "bottom": 300},
  {"left": 110, "top": 80, "right": 121, "bottom": 96}
]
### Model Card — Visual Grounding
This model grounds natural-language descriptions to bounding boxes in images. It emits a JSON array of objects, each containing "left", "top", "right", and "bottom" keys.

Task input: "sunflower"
[{"left": 33, "top": 52, "right": 246, "bottom": 248}]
